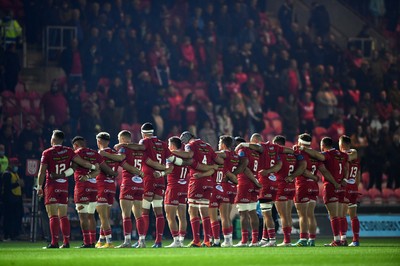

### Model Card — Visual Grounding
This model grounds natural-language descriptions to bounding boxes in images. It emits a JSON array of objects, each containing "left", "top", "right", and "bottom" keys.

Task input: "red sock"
[
  {"left": 241, "top": 230, "right": 249, "bottom": 243},
  {"left": 155, "top": 214, "right": 165, "bottom": 243},
  {"left": 171, "top": 230, "right": 179, "bottom": 238},
  {"left": 309, "top": 233, "right": 316, "bottom": 240},
  {"left": 104, "top": 228, "right": 112, "bottom": 236},
  {"left": 251, "top": 229, "right": 259, "bottom": 243},
  {"left": 229, "top": 226, "right": 233, "bottom": 235},
  {"left": 142, "top": 214, "right": 150, "bottom": 235},
  {"left": 267, "top": 228, "right": 276, "bottom": 240},
  {"left": 211, "top": 221, "right": 220, "bottom": 240},
  {"left": 59, "top": 216, "right": 70, "bottom": 244},
  {"left": 340, "top": 217, "right": 348, "bottom": 236},
  {"left": 123, "top": 217, "right": 132, "bottom": 237},
  {"left": 136, "top": 217, "right": 144, "bottom": 236},
  {"left": 262, "top": 227, "right": 268, "bottom": 239},
  {"left": 178, "top": 230, "right": 186, "bottom": 238},
  {"left": 82, "top": 229, "right": 90, "bottom": 245},
  {"left": 202, "top": 216, "right": 211, "bottom": 243},
  {"left": 331, "top": 217, "right": 340, "bottom": 237},
  {"left": 351, "top": 217, "right": 360, "bottom": 242},
  {"left": 300, "top": 232, "right": 308, "bottom": 239},
  {"left": 283, "top": 227, "right": 291, "bottom": 243},
  {"left": 190, "top": 217, "right": 200, "bottom": 243},
  {"left": 49, "top": 215, "right": 60, "bottom": 245},
  {"left": 89, "top": 230, "right": 96, "bottom": 244},
  {"left": 100, "top": 228, "right": 105, "bottom": 237},
  {"left": 222, "top": 227, "right": 230, "bottom": 236}
]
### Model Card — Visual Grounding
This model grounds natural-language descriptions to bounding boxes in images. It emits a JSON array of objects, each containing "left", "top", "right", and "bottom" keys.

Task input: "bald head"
[{"left": 250, "top": 133, "right": 263, "bottom": 144}]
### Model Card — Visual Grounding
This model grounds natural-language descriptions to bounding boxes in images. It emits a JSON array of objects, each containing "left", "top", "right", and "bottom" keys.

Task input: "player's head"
[
  {"left": 168, "top": 136, "right": 182, "bottom": 151},
  {"left": 180, "top": 131, "right": 194, "bottom": 144},
  {"left": 250, "top": 133, "right": 263, "bottom": 144},
  {"left": 298, "top": 133, "right": 312, "bottom": 147},
  {"left": 320, "top": 137, "right": 333, "bottom": 151},
  {"left": 118, "top": 130, "right": 131, "bottom": 144},
  {"left": 219, "top": 135, "right": 234, "bottom": 150},
  {"left": 141, "top": 122, "right": 154, "bottom": 138},
  {"left": 234, "top": 136, "right": 246, "bottom": 148},
  {"left": 71, "top": 136, "right": 86, "bottom": 149},
  {"left": 51, "top": 130, "right": 65, "bottom": 146},
  {"left": 272, "top": 135, "right": 286, "bottom": 146},
  {"left": 339, "top": 135, "right": 351, "bottom": 151},
  {"left": 96, "top": 132, "right": 110, "bottom": 148}
]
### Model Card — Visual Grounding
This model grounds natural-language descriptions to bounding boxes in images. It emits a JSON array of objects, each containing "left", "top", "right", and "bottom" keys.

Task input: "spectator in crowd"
[
  {"left": 18, "top": 140, "right": 41, "bottom": 198},
  {"left": 0, "top": 144, "right": 8, "bottom": 173},
  {"left": 280, "top": 94, "right": 299, "bottom": 142},
  {"left": 386, "top": 133, "right": 400, "bottom": 189},
  {"left": 278, "top": 0, "right": 295, "bottom": 39},
  {"left": 308, "top": 2, "right": 330, "bottom": 38},
  {"left": 198, "top": 120, "right": 218, "bottom": 150},
  {"left": 60, "top": 38, "right": 83, "bottom": 85},
  {"left": 315, "top": 82, "right": 338, "bottom": 128},
  {"left": 216, "top": 106, "right": 233, "bottom": 136},
  {"left": 365, "top": 130, "right": 386, "bottom": 191},
  {"left": 41, "top": 80, "right": 69, "bottom": 128},
  {"left": 1, "top": 158, "right": 23, "bottom": 241},
  {"left": 298, "top": 91, "right": 315, "bottom": 134},
  {"left": 4, "top": 44, "right": 20, "bottom": 91}
]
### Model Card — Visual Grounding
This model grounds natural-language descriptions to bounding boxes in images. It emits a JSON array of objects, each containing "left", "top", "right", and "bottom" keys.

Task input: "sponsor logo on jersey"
[
  {"left": 301, "top": 197, "right": 309, "bottom": 202},
  {"left": 79, "top": 196, "right": 89, "bottom": 201},
  {"left": 346, "top": 179, "right": 356, "bottom": 184},
  {"left": 88, "top": 178, "right": 97, "bottom": 183},
  {"left": 57, "top": 150, "right": 67, "bottom": 155},
  {"left": 278, "top": 195, "right": 287, "bottom": 200},
  {"left": 104, "top": 180, "right": 114, "bottom": 183},
  {"left": 132, "top": 176, "right": 143, "bottom": 183},
  {"left": 178, "top": 180, "right": 187, "bottom": 185},
  {"left": 55, "top": 179, "right": 67, "bottom": 183},
  {"left": 54, "top": 189, "right": 68, "bottom": 193},
  {"left": 124, "top": 195, "right": 133, "bottom": 199},
  {"left": 215, "top": 185, "right": 224, "bottom": 192},
  {"left": 268, "top": 174, "right": 277, "bottom": 181},
  {"left": 49, "top": 197, "right": 57, "bottom": 202}
]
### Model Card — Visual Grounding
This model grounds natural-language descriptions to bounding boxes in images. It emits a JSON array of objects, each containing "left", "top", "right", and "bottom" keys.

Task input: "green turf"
[{"left": 1, "top": 238, "right": 399, "bottom": 266}]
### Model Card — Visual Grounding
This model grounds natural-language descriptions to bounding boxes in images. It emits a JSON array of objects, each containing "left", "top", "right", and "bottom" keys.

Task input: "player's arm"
[
  {"left": 302, "top": 169, "right": 319, "bottom": 181},
  {"left": 79, "top": 164, "right": 100, "bottom": 181},
  {"left": 72, "top": 155, "right": 98, "bottom": 170},
  {"left": 171, "top": 150, "right": 193, "bottom": 159},
  {"left": 341, "top": 161, "right": 349, "bottom": 187},
  {"left": 193, "top": 169, "right": 215, "bottom": 179},
  {"left": 235, "top": 143, "right": 264, "bottom": 153},
  {"left": 49, "top": 162, "right": 76, "bottom": 179},
  {"left": 195, "top": 163, "right": 219, "bottom": 172},
  {"left": 356, "top": 168, "right": 361, "bottom": 186},
  {"left": 36, "top": 163, "right": 47, "bottom": 196},
  {"left": 259, "top": 160, "right": 282, "bottom": 176},
  {"left": 233, "top": 156, "right": 248, "bottom": 175},
  {"left": 300, "top": 147, "right": 325, "bottom": 161},
  {"left": 181, "top": 158, "right": 193, "bottom": 166},
  {"left": 100, "top": 161, "right": 118, "bottom": 177},
  {"left": 318, "top": 164, "right": 340, "bottom": 188},
  {"left": 115, "top": 143, "right": 146, "bottom": 151},
  {"left": 146, "top": 158, "right": 167, "bottom": 170},
  {"left": 99, "top": 150, "right": 126, "bottom": 162},
  {"left": 166, "top": 155, "right": 185, "bottom": 166},
  {"left": 121, "top": 161, "right": 144, "bottom": 177},
  {"left": 282, "top": 147, "right": 294, "bottom": 154},
  {"left": 285, "top": 160, "right": 307, "bottom": 183},
  {"left": 244, "top": 168, "right": 261, "bottom": 188},
  {"left": 215, "top": 151, "right": 227, "bottom": 158},
  {"left": 226, "top": 171, "right": 238, "bottom": 184},
  {"left": 214, "top": 154, "right": 224, "bottom": 165}
]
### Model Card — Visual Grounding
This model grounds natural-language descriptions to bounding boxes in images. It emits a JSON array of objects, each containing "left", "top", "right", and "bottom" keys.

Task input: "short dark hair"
[
  {"left": 118, "top": 130, "right": 131, "bottom": 139},
  {"left": 141, "top": 122, "right": 154, "bottom": 133},
  {"left": 169, "top": 136, "right": 182, "bottom": 149},
  {"left": 234, "top": 136, "right": 246, "bottom": 144},
  {"left": 321, "top": 137, "right": 333, "bottom": 148},
  {"left": 96, "top": 132, "right": 110, "bottom": 141},
  {"left": 52, "top": 130, "right": 65, "bottom": 141},
  {"left": 220, "top": 135, "right": 234, "bottom": 149},
  {"left": 72, "top": 136, "right": 86, "bottom": 146},
  {"left": 298, "top": 133, "right": 312, "bottom": 142},
  {"left": 339, "top": 135, "right": 351, "bottom": 146},
  {"left": 273, "top": 135, "right": 286, "bottom": 146}
]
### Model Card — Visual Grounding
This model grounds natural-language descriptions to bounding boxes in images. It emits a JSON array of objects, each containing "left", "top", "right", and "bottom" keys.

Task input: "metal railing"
[
  {"left": 42, "top": 26, "right": 77, "bottom": 65},
  {"left": 348, "top": 37, "right": 374, "bottom": 58}
]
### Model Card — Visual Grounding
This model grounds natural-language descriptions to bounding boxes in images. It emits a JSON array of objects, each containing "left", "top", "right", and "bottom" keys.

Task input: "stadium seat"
[
  {"left": 121, "top": 123, "right": 131, "bottom": 131},
  {"left": 361, "top": 172, "right": 370, "bottom": 188},
  {"left": 358, "top": 187, "right": 371, "bottom": 205},
  {"left": 368, "top": 188, "right": 383, "bottom": 205},
  {"left": 394, "top": 188, "right": 400, "bottom": 202},
  {"left": 130, "top": 123, "right": 142, "bottom": 142},
  {"left": 285, "top": 141, "right": 294, "bottom": 148},
  {"left": 311, "top": 136, "right": 319, "bottom": 149},
  {"left": 382, "top": 188, "right": 397, "bottom": 205},
  {"left": 313, "top": 126, "right": 327, "bottom": 140},
  {"left": 1, "top": 90, "right": 19, "bottom": 116}
]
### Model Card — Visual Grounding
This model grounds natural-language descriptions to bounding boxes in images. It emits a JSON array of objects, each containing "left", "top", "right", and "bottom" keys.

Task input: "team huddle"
[{"left": 36, "top": 122, "right": 361, "bottom": 249}]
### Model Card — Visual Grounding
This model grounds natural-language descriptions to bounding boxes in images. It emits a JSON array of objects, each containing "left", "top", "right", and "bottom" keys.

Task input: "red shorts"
[
  {"left": 222, "top": 182, "right": 237, "bottom": 204},
  {"left": 97, "top": 180, "right": 116, "bottom": 205},
  {"left": 344, "top": 183, "right": 359, "bottom": 205},
  {"left": 258, "top": 176, "right": 278, "bottom": 201},
  {"left": 119, "top": 181, "right": 144, "bottom": 201},
  {"left": 188, "top": 178, "right": 213, "bottom": 200},
  {"left": 235, "top": 183, "right": 258, "bottom": 204},
  {"left": 164, "top": 185, "right": 188, "bottom": 206},
  {"left": 143, "top": 176, "right": 165, "bottom": 198},
  {"left": 294, "top": 181, "right": 319, "bottom": 203},
  {"left": 44, "top": 183, "right": 69, "bottom": 205},
  {"left": 74, "top": 181, "right": 98, "bottom": 204},
  {"left": 275, "top": 182, "right": 296, "bottom": 201},
  {"left": 323, "top": 183, "right": 345, "bottom": 204},
  {"left": 210, "top": 184, "right": 229, "bottom": 208}
]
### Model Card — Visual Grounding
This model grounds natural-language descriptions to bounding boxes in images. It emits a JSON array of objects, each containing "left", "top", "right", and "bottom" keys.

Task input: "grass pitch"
[{"left": 1, "top": 238, "right": 399, "bottom": 266}]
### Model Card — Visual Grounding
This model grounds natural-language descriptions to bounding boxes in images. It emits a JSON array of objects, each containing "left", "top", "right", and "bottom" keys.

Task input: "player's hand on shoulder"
[
  {"left": 154, "top": 171, "right": 162, "bottom": 178},
  {"left": 255, "top": 180, "right": 262, "bottom": 188},
  {"left": 98, "top": 150, "right": 107, "bottom": 156},
  {"left": 36, "top": 186, "right": 43, "bottom": 197},
  {"left": 50, "top": 172, "right": 65, "bottom": 179},
  {"left": 284, "top": 176, "right": 293, "bottom": 183},
  {"left": 258, "top": 169, "right": 267, "bottom": 176},
  {"left": 193, "top": 172, "right": 201, "bottom": 179},
  {"left": 79, "top": 175, "right": 89, "bottom": 182},
  {"left": 114, "top": 143, "right": 123, "bottom": 150}
]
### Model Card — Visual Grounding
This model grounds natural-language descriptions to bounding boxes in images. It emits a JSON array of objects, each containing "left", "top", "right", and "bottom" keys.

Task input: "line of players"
[{"left": 36, "top": 122, "right": 360, "bottom": 249}]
